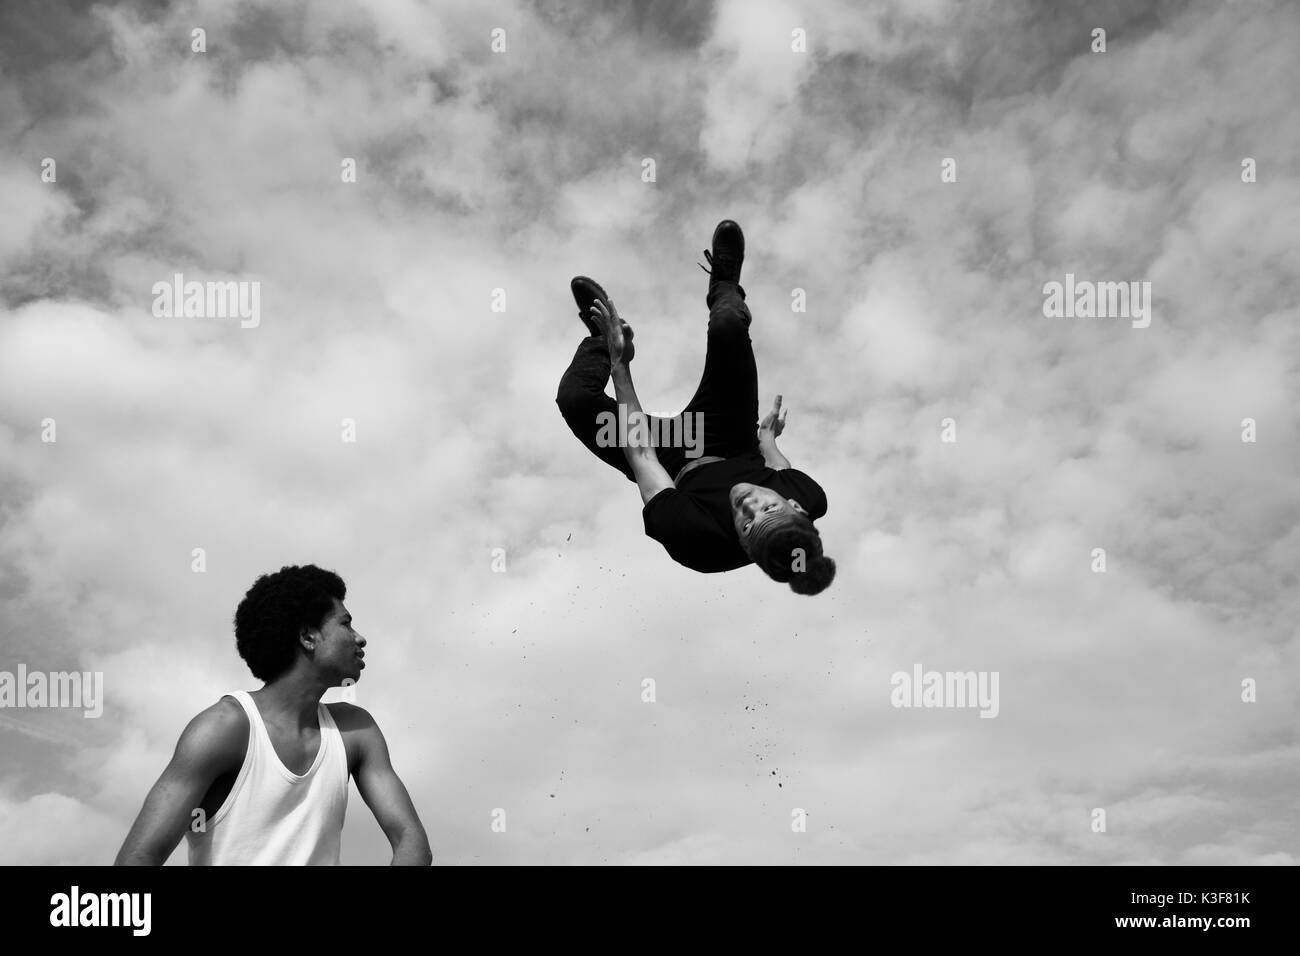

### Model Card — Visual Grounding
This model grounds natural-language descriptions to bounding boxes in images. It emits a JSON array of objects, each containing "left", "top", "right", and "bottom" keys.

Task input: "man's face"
[
  {"left": 308, "top": 597, "right": 366, "bottom": 684},
  {"left": 730, "top": 482, "right": 808, "bottom": 551}
]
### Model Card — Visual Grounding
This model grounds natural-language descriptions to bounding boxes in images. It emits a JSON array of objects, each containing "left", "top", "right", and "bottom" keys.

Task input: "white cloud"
[{"left": 0, "top": 0, "right": 1296, "bottom": 866}]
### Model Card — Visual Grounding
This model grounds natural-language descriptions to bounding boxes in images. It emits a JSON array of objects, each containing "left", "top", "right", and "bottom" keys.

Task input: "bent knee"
[
  {"left": 555, "top": 387, "right": 584, "bottom": 418},
  {"left": 556, "top": 387, "right": 607, "bottom": 425}
]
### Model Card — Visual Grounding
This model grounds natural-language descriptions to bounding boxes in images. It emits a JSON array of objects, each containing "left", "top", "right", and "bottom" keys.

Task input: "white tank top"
[{"left": 187, "top": 690, "right": 349, "bottom": 866}]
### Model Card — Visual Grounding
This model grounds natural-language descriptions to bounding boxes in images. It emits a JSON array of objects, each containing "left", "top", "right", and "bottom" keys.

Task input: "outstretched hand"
[
  {"left": 589, "top": 298, "right": 633, "bottom": 364},
  {"left": 759, "top": 394, "right": 787, "bottom": 442}
]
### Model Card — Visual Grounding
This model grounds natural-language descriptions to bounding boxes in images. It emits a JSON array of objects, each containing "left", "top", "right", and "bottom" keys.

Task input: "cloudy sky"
[{"left": 1, "top": 0, "right": 1296, "bottom": 865}]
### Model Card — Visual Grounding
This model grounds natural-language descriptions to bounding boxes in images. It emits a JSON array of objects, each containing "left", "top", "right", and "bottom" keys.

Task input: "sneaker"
[
  {"left": 570, "top": 276, "right": 610, "bottom": 337},
  {"left": 570, "top": 275, "right": 634, "bottom": 360},
  {"left": 697, "top": 219, "right": 744, "bottom": 286}
]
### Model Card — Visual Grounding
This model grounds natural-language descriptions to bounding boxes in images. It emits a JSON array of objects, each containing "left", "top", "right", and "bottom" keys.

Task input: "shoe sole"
[{"left": 571, "top": 276, "right": 609, "bottom": 336}]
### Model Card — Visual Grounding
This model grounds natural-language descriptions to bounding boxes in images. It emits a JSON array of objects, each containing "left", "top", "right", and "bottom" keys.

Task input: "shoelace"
[{"left": 697, "top": 249, "right": 715, "bottom": 274}]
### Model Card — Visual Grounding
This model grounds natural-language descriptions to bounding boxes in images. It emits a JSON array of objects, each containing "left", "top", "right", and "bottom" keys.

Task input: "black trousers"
[{"left": 556, "top": 280, "right": 760, "bottom": 482}]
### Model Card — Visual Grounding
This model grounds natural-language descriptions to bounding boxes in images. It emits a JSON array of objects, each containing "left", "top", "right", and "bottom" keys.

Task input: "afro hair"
[{"left": 233, "top": 565, "right": 346, "bottom": 682}]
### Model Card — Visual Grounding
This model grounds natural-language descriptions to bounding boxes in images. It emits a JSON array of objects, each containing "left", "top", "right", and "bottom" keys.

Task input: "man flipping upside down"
[{"left": 555, "top": 220, "right": 836, "bottom": 595}]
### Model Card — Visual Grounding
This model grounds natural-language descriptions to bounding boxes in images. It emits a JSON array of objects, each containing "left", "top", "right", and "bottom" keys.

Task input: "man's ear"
[
  {"left": 788, "top": 498, "right": 808, "bottom": 516},
  {"left": 298, "top": 628, "right": 317, "bottom": 652}
]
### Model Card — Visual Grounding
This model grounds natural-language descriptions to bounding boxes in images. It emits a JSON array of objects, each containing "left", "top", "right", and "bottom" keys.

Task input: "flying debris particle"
[{"left": 566, "top": 533, "right": 572, "bottom": 541}]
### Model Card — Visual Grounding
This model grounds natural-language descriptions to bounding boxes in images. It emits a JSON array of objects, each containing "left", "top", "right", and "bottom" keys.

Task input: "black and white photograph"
[{"left": 0, "top": 0, "right": 1293, "bottom": 932}]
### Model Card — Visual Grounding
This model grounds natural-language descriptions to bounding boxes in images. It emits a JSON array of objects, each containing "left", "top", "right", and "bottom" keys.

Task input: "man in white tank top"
[{"left": 114, "top": 565, "right": 432, "bottom": 865}]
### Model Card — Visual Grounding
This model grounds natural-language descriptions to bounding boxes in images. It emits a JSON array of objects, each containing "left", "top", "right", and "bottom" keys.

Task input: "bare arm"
[
  {"left": 759, "top": 439, "right": 790, "bottom": 470},
  {"left": 590, "top": 297, "right": 675, "bottom": 505},
  {"left": 758, "top": 394, "right": 791, "bottom": 470},
  {"left": 114, "top": 702, "right": 247, "bottom": 865},
  {"left": 335, "top": 704, "right": 432, "bottom": 866},
  {"left": 611, "top": 361, "right": 675, "bottom": 504}
]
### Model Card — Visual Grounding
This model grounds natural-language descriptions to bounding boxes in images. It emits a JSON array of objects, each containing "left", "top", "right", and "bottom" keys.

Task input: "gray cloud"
[{"left": 0, "top": 0, "right": 1296, "bottom": 864}]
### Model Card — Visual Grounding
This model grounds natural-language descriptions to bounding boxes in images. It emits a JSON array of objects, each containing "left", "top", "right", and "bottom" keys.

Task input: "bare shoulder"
[
  {"left": 175, "top": 696, "right": 249, "bottom": 769},
  {"left": 325, "top": 701, "right": 380, "bottom": 734},
  {"left": 325, "top": 702, "right": 386, "bottom": 774}
]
